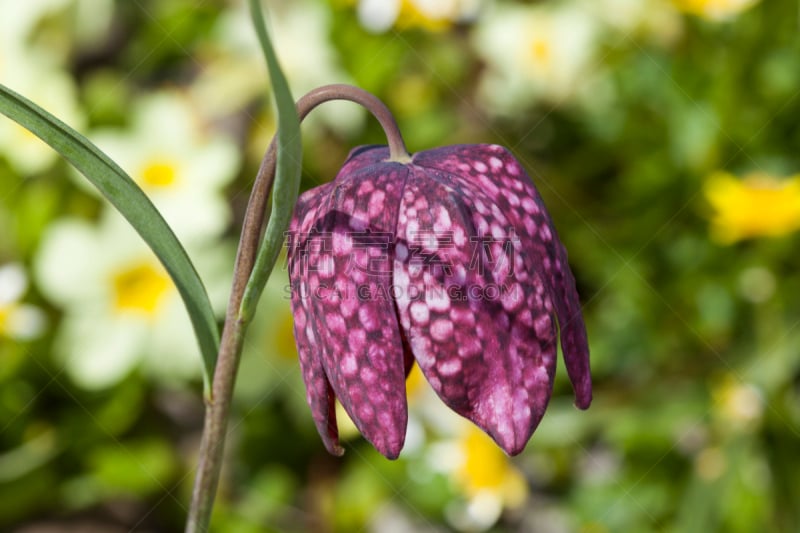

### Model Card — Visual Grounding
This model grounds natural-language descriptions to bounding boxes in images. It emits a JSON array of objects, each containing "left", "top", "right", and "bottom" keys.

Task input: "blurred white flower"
[
  {"left": 0, "top": 2, "right": 84, "bottom": 176},
  {"left": 0, "top": 0, "right": 71, "bottom": 42},
  {"left": 354, "top": 0, "right": 482, "bottom": 33},
  {"left": 34, "top": 213, "right": 230, "bottom": 389},
  {"left": 195, "top": 0, "right": 362, "bottom": 135},
  {"left": 737, "top": 266, "right": 775, "bottom": 304},
  {"left": 0, "top": 67, "right": 84, "bottom": 175},
  {"left": 71, "top": 0, "right": 116, "bottom": 48},
  {"left": 712, "top": 376, "right": 764, "bottom": 432},
  {"left": 0, "top": 263, "right": 46, "bottom": 341},
  {"left": 473, "top": 2, "right": 598, "bottom": 112},
  {"left": 588, "top": 0, "right": 683, "bottom": 46},
  {"left": 89, "top": 91, "right": 240, "bottom": 244}
]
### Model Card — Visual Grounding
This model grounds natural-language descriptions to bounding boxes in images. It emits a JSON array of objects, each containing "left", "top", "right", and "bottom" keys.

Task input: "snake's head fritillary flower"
[{"left": 287, "top": 143, "right": 591, "bottom": 459}]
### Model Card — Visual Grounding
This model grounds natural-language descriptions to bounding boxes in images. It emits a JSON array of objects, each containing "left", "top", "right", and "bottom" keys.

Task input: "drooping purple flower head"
[{"left": 286, "top": 144, "right": 591, "bottom": 459}]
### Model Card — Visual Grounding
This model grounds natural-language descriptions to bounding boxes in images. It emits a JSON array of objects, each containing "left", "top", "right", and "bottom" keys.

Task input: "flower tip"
[
  {"left": 330, "top": 444, "right": 346, "bottom": 457},
  {"left": 483, "top": 425, "right": 532, "bottom": 457},
  {"left": 320, "top": 437, "right": 345, "bottom": 457},
  {"left": 495, "top": 432, "right": 531, "bottom": 457},
  {"left": 574, "top": 393, "right": 592, "bottom": 411},
  {"left": 380, "top": 447, "right": 402, "bottom": 461},
  {"left": 504, "top": 441, "right": 528, "bottom": 457},
  {"left": 571, "top": 373, "right": 593, "bottom": 410},
  {"left": 371, "top": 432, "right": 406, "bottom": 460}
]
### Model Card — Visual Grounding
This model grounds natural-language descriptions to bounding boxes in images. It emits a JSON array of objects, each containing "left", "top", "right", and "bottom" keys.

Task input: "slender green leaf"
[
  {"left": 240, "top": 0, "right": 303, "bottom": 320},
  {"left": 0, "top": 83, "right": 220, "bottom": 390}
]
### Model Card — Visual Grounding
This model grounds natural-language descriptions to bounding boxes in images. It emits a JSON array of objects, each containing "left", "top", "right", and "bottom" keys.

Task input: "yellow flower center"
[
  {"left": 531, "top": 39, "right": 552, "bottom": 65},
  {"left": 0, "top": 305, "right": 10, "bottom": 336},
  {"left": 140, "top": 159, "right": 179, "bottom": 189},
  {"left": 111, "top": 262, "right": 171, "bottom": 316}
]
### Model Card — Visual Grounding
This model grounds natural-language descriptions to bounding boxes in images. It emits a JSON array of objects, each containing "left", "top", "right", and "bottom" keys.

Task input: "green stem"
[
  {"left": 185, "top": 317, "right": 245, "bottom": 533},
  {"left": 185, "top": 84, "right": 408, "bottom": 533}
]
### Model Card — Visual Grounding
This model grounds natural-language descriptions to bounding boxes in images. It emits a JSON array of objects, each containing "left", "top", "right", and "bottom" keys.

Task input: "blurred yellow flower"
[
  {"left": 674, "top": 0, "right": 759, "bottom": 20},
  {"left": 444, "top": 425, "right": 528, "bottom": 531},
  {"left": 0, "top": 263, "right": 45, "bottom": 341},
  {"left": 456, "top": 425, "right": 528, "bottom": 504},
  {"left": 424, "top": 405, "right": 528, "bottom": 530},
  {"left": 396, "top": 0, "right": 478, "bottom": 31},
  {"left": 711, "top": 375, "right": 763, "bottom": 431},
  {"left": 704, "top": 171, "right": 800, "bottom": 243},
  {"left": 352, "top": 0, "right": 480, "bottom": 33}
]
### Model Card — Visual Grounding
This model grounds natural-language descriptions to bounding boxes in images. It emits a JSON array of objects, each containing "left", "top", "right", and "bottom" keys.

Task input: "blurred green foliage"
[{"left": 2, "top": 0, "right": 800, "bottom": 531}]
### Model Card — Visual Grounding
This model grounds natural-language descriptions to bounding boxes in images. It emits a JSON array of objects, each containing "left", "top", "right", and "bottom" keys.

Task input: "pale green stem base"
[{"left": 185, "top": 318, "right": 246, "bottom": 533}]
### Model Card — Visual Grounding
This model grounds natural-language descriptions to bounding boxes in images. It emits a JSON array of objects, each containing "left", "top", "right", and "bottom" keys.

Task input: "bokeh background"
[{"left": 2, "top": 0, "right": 800, "bottom": 531}]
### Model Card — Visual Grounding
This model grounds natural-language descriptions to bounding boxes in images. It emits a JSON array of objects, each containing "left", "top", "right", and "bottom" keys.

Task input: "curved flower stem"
[
  {"left": 300, "top": 84, "right": 411, "bottom": 164},
  {"left": 241, "top": 84, "right": 410, "bottom": 305},
  {"left": 238, "top": 84, "right": 411, "bottom": 320},
  {"left": 186, "top": 85, "right": 408, "bottom": 533}
]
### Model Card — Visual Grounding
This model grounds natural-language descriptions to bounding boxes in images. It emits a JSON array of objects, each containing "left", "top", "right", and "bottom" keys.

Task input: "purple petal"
[
  {"left": 288, "top": 182, "right": 343, "bottom": 456},
  {"left": 414, "top": 145, "right": 591, "bottom": 409},
  {"left": 392, "top": 170, "right": 555, "bottom": 456},
  {"left": 291, "top": 146, "right": 410, "bottom": 459},
  {"left": 552, "top": 243, "right": 592, "bottom": 408},
  {"left": 391, "top": 144, "right": 590, "bottom": 455}
]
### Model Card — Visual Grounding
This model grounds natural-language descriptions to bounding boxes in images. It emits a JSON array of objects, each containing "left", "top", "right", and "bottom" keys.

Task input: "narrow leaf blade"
[{"left": 241, "top": 0, "right": 303, "bottom": 318}]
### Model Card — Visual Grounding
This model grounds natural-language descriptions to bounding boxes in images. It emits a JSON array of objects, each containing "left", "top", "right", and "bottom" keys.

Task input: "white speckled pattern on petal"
[
  {"left": 287, "top": 143, "right": 591, "bottom": 459},
  {"left": 289, "top": 146, "right": 410, "bottom": 459}
]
